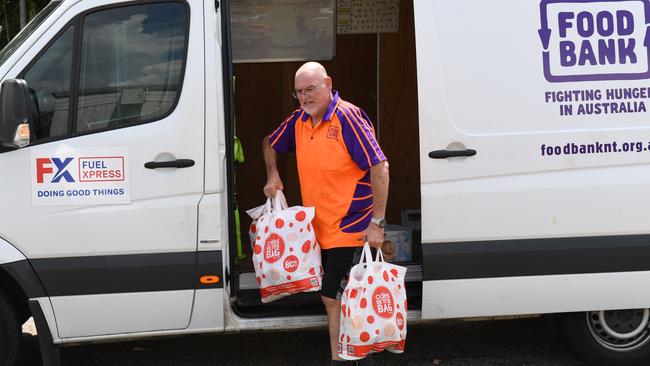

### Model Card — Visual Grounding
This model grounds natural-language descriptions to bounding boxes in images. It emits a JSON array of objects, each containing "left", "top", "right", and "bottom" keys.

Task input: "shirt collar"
[{"left": 301, "top": 90, "right": 340, "bottom": 122}]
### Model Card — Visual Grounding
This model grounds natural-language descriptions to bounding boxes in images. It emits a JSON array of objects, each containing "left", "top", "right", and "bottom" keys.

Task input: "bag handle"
[
  {"left": 375, "top": 246, "right": 385, "bottom": 263},
  {"left": 359, "top": 242, "right": 374, "bottom": 266},
  {"left": 272, "top": 190, "right": 288, "bottom": 211}
]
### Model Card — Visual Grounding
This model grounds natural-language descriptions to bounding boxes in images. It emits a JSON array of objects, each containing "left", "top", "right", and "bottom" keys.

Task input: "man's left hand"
[{"left": 364, "top": 223, "right": 384, "bottom": 249}]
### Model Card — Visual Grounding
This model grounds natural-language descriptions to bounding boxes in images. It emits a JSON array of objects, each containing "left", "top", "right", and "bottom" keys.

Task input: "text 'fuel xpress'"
[{"left": 30, "top": 149, "right": 130, "bottom": 206}]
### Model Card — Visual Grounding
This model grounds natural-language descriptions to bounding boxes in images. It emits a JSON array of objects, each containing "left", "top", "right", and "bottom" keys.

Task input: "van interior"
[{"left": 226, "top": 0, "right": 422, "bottom": 317}]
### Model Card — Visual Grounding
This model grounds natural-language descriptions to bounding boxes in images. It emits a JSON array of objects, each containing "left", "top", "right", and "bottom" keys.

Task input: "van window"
[
  {"left": 23, "top": 25, "right": 74, "bottom": 140},
  {"left": 76, "top": 3, "right": 188, "bottom": 132}
]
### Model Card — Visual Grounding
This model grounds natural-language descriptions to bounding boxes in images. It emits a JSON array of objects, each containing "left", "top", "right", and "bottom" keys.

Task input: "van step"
[{"left": 233, "top": 265, "right": 422, "bottom": 318}]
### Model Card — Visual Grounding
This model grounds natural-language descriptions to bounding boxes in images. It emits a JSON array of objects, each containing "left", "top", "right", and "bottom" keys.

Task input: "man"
[{"left": 262, "top": 62, "right": 389, "bottom": 366}]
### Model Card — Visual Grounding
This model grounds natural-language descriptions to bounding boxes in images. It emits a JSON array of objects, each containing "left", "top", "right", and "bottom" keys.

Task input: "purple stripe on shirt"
[
  {"left": 322, "top": 91, "right": 340, "bottom": 122},
  {"left": 341, "top": 210, "right": 372, "bottom": 233},
  {"left": 269, "top": 110, "right": 301, "bottom": 154},
  {"left": 338, "top": 106, "right": 386, "bottom": 170}
]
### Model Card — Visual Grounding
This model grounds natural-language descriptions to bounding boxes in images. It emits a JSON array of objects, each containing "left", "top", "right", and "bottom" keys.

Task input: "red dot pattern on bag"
[
  {"left": 372, "top": 286, "right": 395, "bottom": 319},
  {"left": 256, "top": 276, "right": 261, "bottom": 285},
  {"left": 275, "top": 219, "right": 284, "bottom": 229},
  {"left": 346, "top": 335, "right": 350, "bottom": 343},
  {"left": 368, "top": 276, "right": 374, "bottom": 285},
  {"left": 287, "top": 275, "right": 291, "bottom": 280},
  {"left": 309, "top": 267, "right": 316, "bottom": 275},
  {"left": 250, "top": 224, "right": 256, "bottom": 233},
  {"left": 383, "top": 271, "right": 389, "bottom": 282},
  {"left": 265, "top": 227, "right": 269, "bottom": 234},
  {"left": 360, "top": 298, "right": 367, "bottom": 308},
  {"left": 360, "top": 332, "right": 370, "bottom": 342},
  {"left": 283, "top": 255, "right": 299, "bottom": 273},
  {"left": 340, "top": 334, "right": 345, "bottom": 342},
  {"left": 350, "top": 289, "right": 358, "bottom": 299},
  {"left": 302, "top": 240, "right": 311, "bottom": 253},
  {"left": 390, "top": 269, "right": 399, "bottom": 277},
  {"left": 307, "top": 224, "right": 312, "bottom": 232},
  {"left": 289, "top": 223, "right": 293, "bottom": 228},
  {"left": 254, "top": 245, "right": 262, "bottom": 255},
  {"left": 295, "top": 211, "right": 306, "bottom": 222},
  {"left": 263, "top": 233, "right": 284, "bottom": 263},
  {"left": 396, "top": 312, "right": 405, "bottom": 331},
  {"left": 375, "top": 329, "right": 380, "bottom": 335},
  {"left": 341, "top": 304, "right": 347, "bottom": 316},
  {"left": 367, "top": 315, "right": 374, "bottom": 324}
]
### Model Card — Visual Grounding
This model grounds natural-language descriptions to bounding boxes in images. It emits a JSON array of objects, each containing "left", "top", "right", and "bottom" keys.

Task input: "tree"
[{"left": 0, "top": 0, "right": 49, "bottom": 49}]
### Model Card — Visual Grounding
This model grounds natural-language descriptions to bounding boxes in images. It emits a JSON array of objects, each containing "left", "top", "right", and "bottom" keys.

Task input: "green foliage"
[{"left": 0, "top": 0, "right": 49, "bottom": 49}]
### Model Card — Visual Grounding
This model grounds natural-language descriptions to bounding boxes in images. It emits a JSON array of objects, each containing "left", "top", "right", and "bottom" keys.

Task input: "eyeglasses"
[{"left": 291, "top": 83, "right": 322, "bottom": 99}]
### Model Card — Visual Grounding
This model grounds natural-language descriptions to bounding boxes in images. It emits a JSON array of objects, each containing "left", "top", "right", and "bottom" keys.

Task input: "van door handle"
[
  {"left": 144, "top": 159, "right": 195, "bottom": 169},
  {"left": 428, "top": 149, "right": 477, "bottom": 159}
]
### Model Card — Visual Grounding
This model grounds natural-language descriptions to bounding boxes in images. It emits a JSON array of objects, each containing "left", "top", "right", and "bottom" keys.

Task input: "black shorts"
[{"left": 320, "top": 246, "right": 374, "bottom": 300}]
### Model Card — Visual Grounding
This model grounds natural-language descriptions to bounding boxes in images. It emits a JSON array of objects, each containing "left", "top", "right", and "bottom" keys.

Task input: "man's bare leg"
[{"left": 322, "top": 295, "right": 344, "bottom": 361}]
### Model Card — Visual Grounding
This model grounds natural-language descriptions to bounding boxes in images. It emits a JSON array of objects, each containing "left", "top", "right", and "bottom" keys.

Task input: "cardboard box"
[{"left": 384, "top": 224, "right": 412, "bottom": 262}]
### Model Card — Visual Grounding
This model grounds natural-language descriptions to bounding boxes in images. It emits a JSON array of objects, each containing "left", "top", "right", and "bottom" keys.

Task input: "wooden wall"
[{"left": 233, "top": 0, "right": 419, "bottom": 244}]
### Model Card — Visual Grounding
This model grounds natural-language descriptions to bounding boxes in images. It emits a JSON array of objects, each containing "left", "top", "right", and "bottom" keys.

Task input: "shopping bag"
[
  {"left": 247, "top": 190, "right": 322, "bottom": 303},
  {"left": 338, "top": 243, "right": 407, "bottom": 360}
]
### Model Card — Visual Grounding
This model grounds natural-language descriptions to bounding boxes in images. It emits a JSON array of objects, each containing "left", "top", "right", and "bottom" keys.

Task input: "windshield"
[{"left": 0, "top": 1, "right": 63, "bottom": 66}]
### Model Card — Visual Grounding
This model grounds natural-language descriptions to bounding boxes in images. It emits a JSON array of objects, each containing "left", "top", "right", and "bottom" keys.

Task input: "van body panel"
[
  {"left": 423, "top": 271, "right": 650, "bottom": 319},
  {"left": 414, "top": 0, "right": 650, "bottom": 319},
  {"left": 0, "top": 238, "right": 26, "bottom": 264},
  {"left": 0, "top": 0, "right": 210, "bottom": 337},
  {"left": 51, "top": 290, "right": 195, "bottom": 338}
]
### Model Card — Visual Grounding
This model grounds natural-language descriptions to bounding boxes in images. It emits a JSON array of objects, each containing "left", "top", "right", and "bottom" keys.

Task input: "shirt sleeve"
[
  {"left": 337, "top": 105, "right": 387, "bottom": 171},
  {"left": 268, "top": 111, "right": 300, "bottom": 154}
]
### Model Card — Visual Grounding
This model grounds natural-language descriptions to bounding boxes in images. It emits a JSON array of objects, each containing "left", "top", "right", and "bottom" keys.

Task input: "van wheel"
[
  {"left": 0, "top": 291, "right": 19, "bottom": 366},
  {"left": 564, "top": 309, "right": 650, "bottom": 366}
]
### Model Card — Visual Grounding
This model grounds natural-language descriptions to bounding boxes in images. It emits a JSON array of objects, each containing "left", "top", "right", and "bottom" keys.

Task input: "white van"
[{"left": 1, "top": 0, "right": 650, "bottom": 365}]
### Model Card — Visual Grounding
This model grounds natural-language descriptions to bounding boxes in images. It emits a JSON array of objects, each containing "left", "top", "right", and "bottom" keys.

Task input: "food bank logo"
[
  {"left": 539, "top": 0, "right": 650, "bottom": 82},
  {"left": 36, "top": 158, "right": 74, "bottom": 183}
]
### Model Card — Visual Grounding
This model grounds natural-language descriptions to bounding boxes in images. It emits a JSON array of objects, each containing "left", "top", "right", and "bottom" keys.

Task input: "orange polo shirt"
[{"left": 269, "top": 91, "right": 386, "bottom": 249}]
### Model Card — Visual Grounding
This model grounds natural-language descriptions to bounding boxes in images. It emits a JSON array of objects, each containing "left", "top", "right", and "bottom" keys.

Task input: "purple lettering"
[
  {"left": 617, "top": 10, "right": 634, "bottom": 36},
  {"left": 577, "top": 11, "right": 595, "bottom": 37},
  {"left": 596, "top": 11, "right": 614, "bottom": 37},
  {"left": 559, "top": 12, "right": 575, "bottom": 38},
  {"left": 618, "top": 38, "right": 637, "bottom": 64},
  {"left": 598, "top": 39, "right": 616, "bottom": 64},
  {"left": 560, "top": 41, "right": 577, "bottom": 66},
  {"left": 578, "top": 40, "right": 597, "bottom": 65}
]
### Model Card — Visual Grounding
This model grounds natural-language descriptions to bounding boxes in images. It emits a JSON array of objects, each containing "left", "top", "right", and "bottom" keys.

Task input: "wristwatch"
[{"left": 370, "top": 216, "right": 387, "bottom": 228}]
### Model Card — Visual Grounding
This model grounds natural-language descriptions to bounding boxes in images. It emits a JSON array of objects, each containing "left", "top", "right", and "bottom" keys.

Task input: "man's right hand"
[{"left": 263, "top": 175, "right": 284, "bottom": 198}]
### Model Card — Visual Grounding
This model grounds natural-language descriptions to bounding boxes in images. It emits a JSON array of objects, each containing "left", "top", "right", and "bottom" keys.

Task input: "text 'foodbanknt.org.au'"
[{"left": 540, "top": 141, "right": 650, "bottom": 156}]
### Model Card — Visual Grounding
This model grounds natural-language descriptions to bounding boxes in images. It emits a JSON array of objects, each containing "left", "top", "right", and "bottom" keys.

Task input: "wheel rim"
[{"left": 587, "top": 309, "right": 650, "bottom": 352}]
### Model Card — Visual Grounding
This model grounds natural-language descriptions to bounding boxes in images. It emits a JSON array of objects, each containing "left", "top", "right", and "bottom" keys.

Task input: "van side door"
[{"left": 415, "top": 0, "right": 650, "bottom": 320}]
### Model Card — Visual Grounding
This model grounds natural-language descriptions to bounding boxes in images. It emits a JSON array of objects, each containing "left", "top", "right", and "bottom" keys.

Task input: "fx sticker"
[
  {"left": 539, "top": 0, "right": 650, "bottom": 82},
  {"left": 31, "top": 147, "right": 130, "bottom": 206}
]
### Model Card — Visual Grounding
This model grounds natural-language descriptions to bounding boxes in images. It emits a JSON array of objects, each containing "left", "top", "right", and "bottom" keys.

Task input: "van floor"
[{"left": 233, "top": 263, "right": 423, "bottom": 318}]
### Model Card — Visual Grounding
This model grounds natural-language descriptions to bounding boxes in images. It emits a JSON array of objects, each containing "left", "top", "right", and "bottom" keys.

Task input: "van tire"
[
  {"left": 0, "top": 291, "right": 19, "bottom": 366},
  {"left": 564, "top": 310, "right": 650, "bottom": 366}
]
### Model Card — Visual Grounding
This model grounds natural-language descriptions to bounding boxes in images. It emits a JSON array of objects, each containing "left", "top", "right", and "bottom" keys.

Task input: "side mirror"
[{"left": 0, "top": 79, "right": 32, "bottom": 148}]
